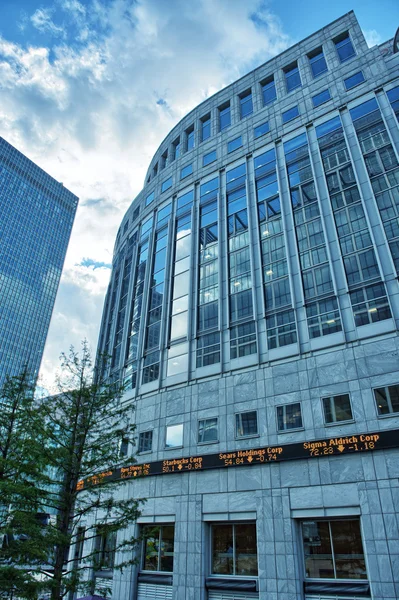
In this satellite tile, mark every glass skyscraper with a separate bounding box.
[0,136,78,386]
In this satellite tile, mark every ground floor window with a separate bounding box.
[95,525,116,571]
[142,525,175,572]
[302,519,367,580]
[211,523,258,576]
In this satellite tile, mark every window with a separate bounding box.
[161,150,168,169]
[334,32,356,63]
[119,436,129,456]
[203,150,217,166]
[374,384,399,415]
[201,114,211,141]
[349,282,391,326]
[230,321,257,359]
[145,191,155,206]
[95,526,116,571]
[322,394,353,423]
[165,423,183,448]
[308,48,328,77]
[239,90,253,118]
[312,89,331,107]
[261,77,277,105]
[161,177,172,193]
[138,430,153,453]
[211,523,258,576]
[302,519,367,580]
[142,525,175,572]
[73,527,85,564]
[282,105,300,123]
[284,63,301,92]
[173,137,180,160]
[344,71,365,90]
[196,332,220,367]
[186,125,195,151]
[219,102,231,131]
[198,417,218,443]
[254,121,269,138]
[277,402,302,431]
[235,411,258,437]
[180,163,193,179]
[227,136,243,153]
[387,85,399,122]
[266,310,297,349]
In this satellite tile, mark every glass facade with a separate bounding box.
[0,137,78,386]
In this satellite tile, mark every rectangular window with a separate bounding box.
[387,85,399,122]
[344,71,365,90]
[138,430,153,453]
[312,89,331,107]
[277,402,302,431]
[227,136,243,153]
[374,384,399,415]
[165,423,183,448]
[230,321,257,359]
[145,191,155,206]
[302,519,367,580]
[119,436,129,456]
[198,417,218,443]
[219,102,231,131]
[95,526,116,571]
[186,125,195,151]
[212,523,258,576]
[173,137,180,160]
[201,114,211,141]
[161,177,172,193]
[266,309,297,349]
[161,150,168,170]
[284,63,301,92]
[349,282,391,326]
[254,121,270,138]
[239,90,253,118]
[334,32,356,63]
[196,332,220,367]
[235,410,258,437]
[322,394,353,423]
[261,77,277,105]
[308,48,328,78]
[142,525,175,572]
[203,150,217,166]
[180,163,193,179]
[282,105,300,123]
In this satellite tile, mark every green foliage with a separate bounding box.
[0,342,143,600]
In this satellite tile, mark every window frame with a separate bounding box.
[373,383,399,416]
[235,410,258,439]
[141,524,175,573]
[261,76,277,105]
[284,62,302,93]
[334,32,356,63]
[210,522,258,577]
[138,430,153,453]
[198,417,218,444]
[322,393,354,424]
[312,89,331,108]
[344,71,365,91]
[282,105,300,124]
[227,136,243,153]
[219,102,231,131]
[276,402,303,432]
[200,114,211,142]
[239,89,253,119]
[254,121,270,138]
[165,423,184,449]
[308,47,328,78]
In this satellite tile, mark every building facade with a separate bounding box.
[92,12,399,600]
[0,137,78,386]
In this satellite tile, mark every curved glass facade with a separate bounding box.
[91,12,399,600]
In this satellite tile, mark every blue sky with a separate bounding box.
[0,0,397,388]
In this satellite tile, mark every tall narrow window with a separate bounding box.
[239,90,253,118]
[261,77,277,105]
[201,114,211,141]
[387,85,399,122]
[334,32,356,63]
[186,125,195,151]
[284,62,301,92]
[219,102,231,131]
[374,384,399,415]
[173,137,180,160]
[308,48,328,78]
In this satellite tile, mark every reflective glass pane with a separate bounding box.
[235,524,258,576]
[302,521,334,578]
[330,520,367,579]
[165,424,183,448]
[212,525,234,574]
[170,311,188,339]
[160,526,175,572]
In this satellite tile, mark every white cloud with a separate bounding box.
[0,0,291,390]
[30,7,66,38]
[363,29,382,47]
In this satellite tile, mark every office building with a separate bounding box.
[90,12,399,600]
[0,137,78,386]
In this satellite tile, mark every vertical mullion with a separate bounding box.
[158,528,162,572]
[232,524,236,576]
[328,521,337,578]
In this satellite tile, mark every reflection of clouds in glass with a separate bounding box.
[167,343,188,376]
[166,424,183,447]
[170,312,188,339]
[176,227,192,241]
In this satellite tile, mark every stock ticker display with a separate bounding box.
[77,428,399,491]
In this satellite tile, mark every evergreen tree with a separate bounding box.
[0,342,143,599]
